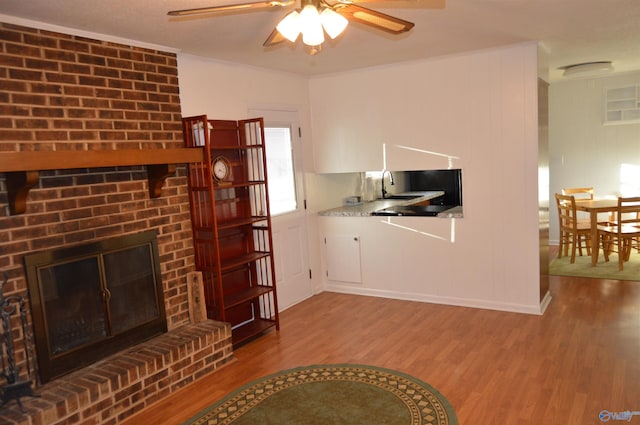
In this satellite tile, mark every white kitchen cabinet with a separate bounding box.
[319,215,459,295]
[324,234,362,283]
[313,130,384,173]
[310,77,385,173]
[309,61,471,173]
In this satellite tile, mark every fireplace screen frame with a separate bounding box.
[24,230,167,383]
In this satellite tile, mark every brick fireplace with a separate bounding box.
[0,22,234,424]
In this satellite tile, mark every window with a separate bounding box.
[620,163,640,196]
[264,126,297,215]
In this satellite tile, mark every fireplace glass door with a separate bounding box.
[103,245,160,334]
[25,230,167,383]
[39,256,107,356]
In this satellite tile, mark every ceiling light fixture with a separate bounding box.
[562,61,614,78]
[276,0,348,53]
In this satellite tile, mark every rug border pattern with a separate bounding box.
[185,364,457,425]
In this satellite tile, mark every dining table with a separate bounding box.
[574,198,619,266]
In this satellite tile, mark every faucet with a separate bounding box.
[381,169,394,198]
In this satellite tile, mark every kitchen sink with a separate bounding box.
[379,195,420,200]
[372,205,454,216]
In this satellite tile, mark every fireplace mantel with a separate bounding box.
[0,148,204,215]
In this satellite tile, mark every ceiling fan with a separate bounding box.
[168,0,444,55]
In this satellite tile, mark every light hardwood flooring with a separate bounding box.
[121,272,640,425]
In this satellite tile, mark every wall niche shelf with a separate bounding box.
[0,148,204,215]
[605,85,640,125]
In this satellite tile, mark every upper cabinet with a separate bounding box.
[310,78,385,173]
[308,63,473,173]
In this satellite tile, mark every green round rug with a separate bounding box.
[183,364,458,425]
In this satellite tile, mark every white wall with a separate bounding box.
[177,43,544,315]
[177,55,310,137]
[176,54,329,304]
[310,43,544,314]
[549,71,640,242]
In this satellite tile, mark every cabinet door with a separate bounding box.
[313,125,384,173]
[325,234,362,283]
[310,80,384,173]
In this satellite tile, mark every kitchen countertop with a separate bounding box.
[319,191,463,218]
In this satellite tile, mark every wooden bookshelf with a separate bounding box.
[182,115,279,345]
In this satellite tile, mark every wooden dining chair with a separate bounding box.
[562,187,600,222]
[555,193,592,263]
[562,187,594,200]
[597,196,640,271]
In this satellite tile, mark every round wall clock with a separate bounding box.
[212,156,231,183]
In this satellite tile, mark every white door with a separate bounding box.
[249,108,312,310]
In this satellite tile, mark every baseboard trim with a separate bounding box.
[539,289,553,314]
[323,284,545,315]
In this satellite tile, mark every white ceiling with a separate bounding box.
[2,0,640,81]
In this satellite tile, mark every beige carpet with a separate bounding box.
[549,248,640,281]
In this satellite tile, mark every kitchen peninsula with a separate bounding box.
[318,189,465,305]
[319,191,464,218]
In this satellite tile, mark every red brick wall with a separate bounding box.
[0,22,182,150]
[0,22,196,385]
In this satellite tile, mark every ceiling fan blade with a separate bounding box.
[168,0,293,16]
[337,0,444,8]
[333,3,414,34]
[263,28,287,47]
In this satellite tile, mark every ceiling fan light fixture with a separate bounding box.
[306,44,323,56]
[320,8,348,39]
[562,61,614,78]
[299,4,325,46]
[170,0,424,52]
[276,10,301,42]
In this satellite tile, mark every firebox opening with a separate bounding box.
[24,230,167,384]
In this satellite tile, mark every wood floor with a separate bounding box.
[121,273,640,425]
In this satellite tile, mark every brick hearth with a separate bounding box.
[1,321,233,425]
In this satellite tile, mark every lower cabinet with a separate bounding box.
[324,234,362,283]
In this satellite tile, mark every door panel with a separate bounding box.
[249,107,312,310]
[272,215,311,308]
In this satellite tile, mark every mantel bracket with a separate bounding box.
[147,164,177,198]
[6,171,40,215]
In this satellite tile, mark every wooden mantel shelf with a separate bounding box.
[0,148,204,215]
